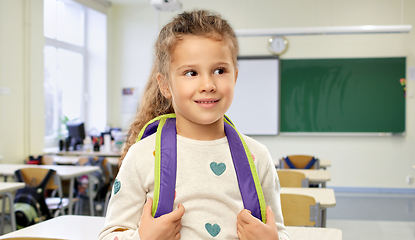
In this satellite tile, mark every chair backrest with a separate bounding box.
[77,157,114,201]
[280,155,320,169]
[41,155,55,165]
[277,170,309,187]
[16,168,59,191]
[280,193,321,227]
[78,157,113,185]
[14,168,59,222]
[78,157,89,166]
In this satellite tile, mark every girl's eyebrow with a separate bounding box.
[177,64,197,70]
[216,62,232,67]
[176,62,232,71]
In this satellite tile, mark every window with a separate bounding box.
[44,0,107,147]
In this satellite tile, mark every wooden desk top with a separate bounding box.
[0,182,25,194]
[0,164,100,179]
[0,215,342,240]
[280,187,336,208]
[277,169,331,183]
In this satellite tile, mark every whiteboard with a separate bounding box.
[226,56,279,135]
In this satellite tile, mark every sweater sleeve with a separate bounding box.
[246,137,291,240]
[98,141,153,240]
[258,150,290,240]
[261,152,291,240]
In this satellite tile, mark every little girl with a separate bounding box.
[99,10,290,240]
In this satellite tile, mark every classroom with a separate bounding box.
[0,0,414,239]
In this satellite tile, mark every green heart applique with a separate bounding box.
[113,179,121,195]
[210,162,226,176]
[205,223,221,237]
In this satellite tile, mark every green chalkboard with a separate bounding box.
[280,58,406,133]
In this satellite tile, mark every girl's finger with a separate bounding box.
[168,203,185,221]
[142,198,153,219]
[266,206,276,227]
[238,209,253,224]
[237,229,244,240]
[236,222,244,232]
[174,222,182,232]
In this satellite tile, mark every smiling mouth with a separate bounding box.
[195,100,219,104]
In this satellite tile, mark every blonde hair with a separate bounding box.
[119,10,239,165]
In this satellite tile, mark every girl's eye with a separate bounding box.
[214,68,225,75]
[184,71,197,77]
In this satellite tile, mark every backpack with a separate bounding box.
[13,169,55,228]
[76,156,109,201]
[136,114,267,222]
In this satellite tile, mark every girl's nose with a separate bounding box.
[199,75,217,93]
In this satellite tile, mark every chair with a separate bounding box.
[76,157,113,216]
[280,193,321,227]
[0,192,16,234]
[279,155,320,169]
[40,155,56,165]
[277,170,309,187]
[14,168,75,218]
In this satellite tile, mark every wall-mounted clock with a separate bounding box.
[268,36,288,55]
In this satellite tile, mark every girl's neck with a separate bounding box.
[175,117,226,141]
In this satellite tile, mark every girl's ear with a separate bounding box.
[234,68,239,83]
[157,73,172,98]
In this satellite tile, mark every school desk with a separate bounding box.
[277,169,331,187]
[287,226,342,240]
[44,156,81,165]
[0,215,342,240]
[280,187,336,227]
[0,182,25,233]
[51,150,121,158]
[50,155,119,167]
[0,164,99,216]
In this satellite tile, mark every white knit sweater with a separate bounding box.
[99,133,290,240]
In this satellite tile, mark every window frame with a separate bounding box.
[44,0,106,148]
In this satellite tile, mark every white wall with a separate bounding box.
[109,0,415,190]
[0,0,44,163]
[107,4,159,129]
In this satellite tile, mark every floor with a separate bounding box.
[1,191,415,239]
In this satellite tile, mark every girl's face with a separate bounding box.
[159,35,238,139]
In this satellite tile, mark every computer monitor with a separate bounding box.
[66,122,86,150]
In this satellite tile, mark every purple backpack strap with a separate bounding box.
[153,118,177,218]
[224,121,266,222]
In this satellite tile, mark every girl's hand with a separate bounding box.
[237,206,279,240]
[138,198,185,240]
